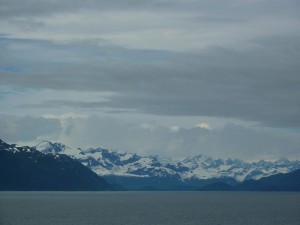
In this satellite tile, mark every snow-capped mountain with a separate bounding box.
[35,141,82,157]
[0,139,35,154]
[35,141,300,182]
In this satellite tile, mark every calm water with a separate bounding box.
[0,192,299,225]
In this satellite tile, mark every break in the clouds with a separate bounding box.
[1,0,300,160]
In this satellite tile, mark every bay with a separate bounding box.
[0,192,299,225]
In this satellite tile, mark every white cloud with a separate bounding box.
[169,125,180,133]
[140,123,154,131]
[194,123,211,129]
[43,112,88,120]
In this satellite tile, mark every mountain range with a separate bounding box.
[35,140,300,190]
[1,138,300,191]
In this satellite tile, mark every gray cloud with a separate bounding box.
[60,117,300,160]
[4,114,296,160]
[0,114,61,143]
[1,0,300,160]
[0,0,207,19]
[1,0,299,46]
[0,114,299,160]
[1,0,300,17]
[2,35,299,127]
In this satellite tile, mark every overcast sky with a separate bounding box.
[1,0,300,160]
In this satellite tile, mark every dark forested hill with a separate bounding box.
[0,139,112,191]
[235,169,300,191]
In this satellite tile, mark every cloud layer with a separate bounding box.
[1,114,299,160]
[1,0,300,159]
[1,36,300,127]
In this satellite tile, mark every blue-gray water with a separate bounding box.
[1,192,300,225]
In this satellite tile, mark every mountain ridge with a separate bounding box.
[35,140,300,183]
[198,169,300,191]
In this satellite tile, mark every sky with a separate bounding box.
[1,0,300,161]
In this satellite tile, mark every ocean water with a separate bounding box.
[0,192,299,225]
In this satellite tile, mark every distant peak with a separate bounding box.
[35,140,70,154]
[276,157,290,164]
[36,140,68,148]
[257,159,267,164]
[277,157,289,161]
[185,154,214,162]
[37,140,56,145]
